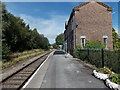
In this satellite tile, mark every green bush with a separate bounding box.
[85,40,105,49]
[73,45,82,58]
[2,43,11,61]
[76,48,120,73]
[109,74,120,85]
[104,50,120,73]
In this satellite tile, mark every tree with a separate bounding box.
[112,28,120,50]
[42,37,49,49]
[52,43,58,49]
[1,3,11,60]
[55,33,64,45]
[2,43,10,60]
[1,3,50,60]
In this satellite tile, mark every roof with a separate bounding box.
[74,1,113,11]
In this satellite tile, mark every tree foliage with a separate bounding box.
[112,28,120,50]
[85,40,105,49]
[73,45,82,58]
[2,43,10,60]
[51,43,58,49]
[55,33,64,45]
[1,3,49,60]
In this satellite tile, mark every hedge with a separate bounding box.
[74,49,120,73]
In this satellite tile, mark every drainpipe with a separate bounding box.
[74,11,76,49]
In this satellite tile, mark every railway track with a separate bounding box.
[1,51,52,90]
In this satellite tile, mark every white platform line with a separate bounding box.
[21,51,54,89]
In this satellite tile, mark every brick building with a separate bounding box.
[64,1,113,55]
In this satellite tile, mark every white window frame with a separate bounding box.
[103,36,108,49]
[80,36,86,48]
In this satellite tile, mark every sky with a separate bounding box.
[5,2,119,44]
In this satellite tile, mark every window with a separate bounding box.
[103,36,108,49]
[104,38,107,45]
[80,36,86,48]
[81,38,85,48]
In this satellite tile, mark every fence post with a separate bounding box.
[101,48,104,67]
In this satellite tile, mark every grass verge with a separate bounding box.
[2,49,46,69]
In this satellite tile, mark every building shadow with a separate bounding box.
[53,50,65,55]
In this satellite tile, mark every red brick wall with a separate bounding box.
[74,2,113,49]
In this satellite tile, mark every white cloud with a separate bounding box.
[112,12,116,15]
[19,14,68,44]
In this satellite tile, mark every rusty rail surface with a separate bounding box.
[0,51,52,90]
